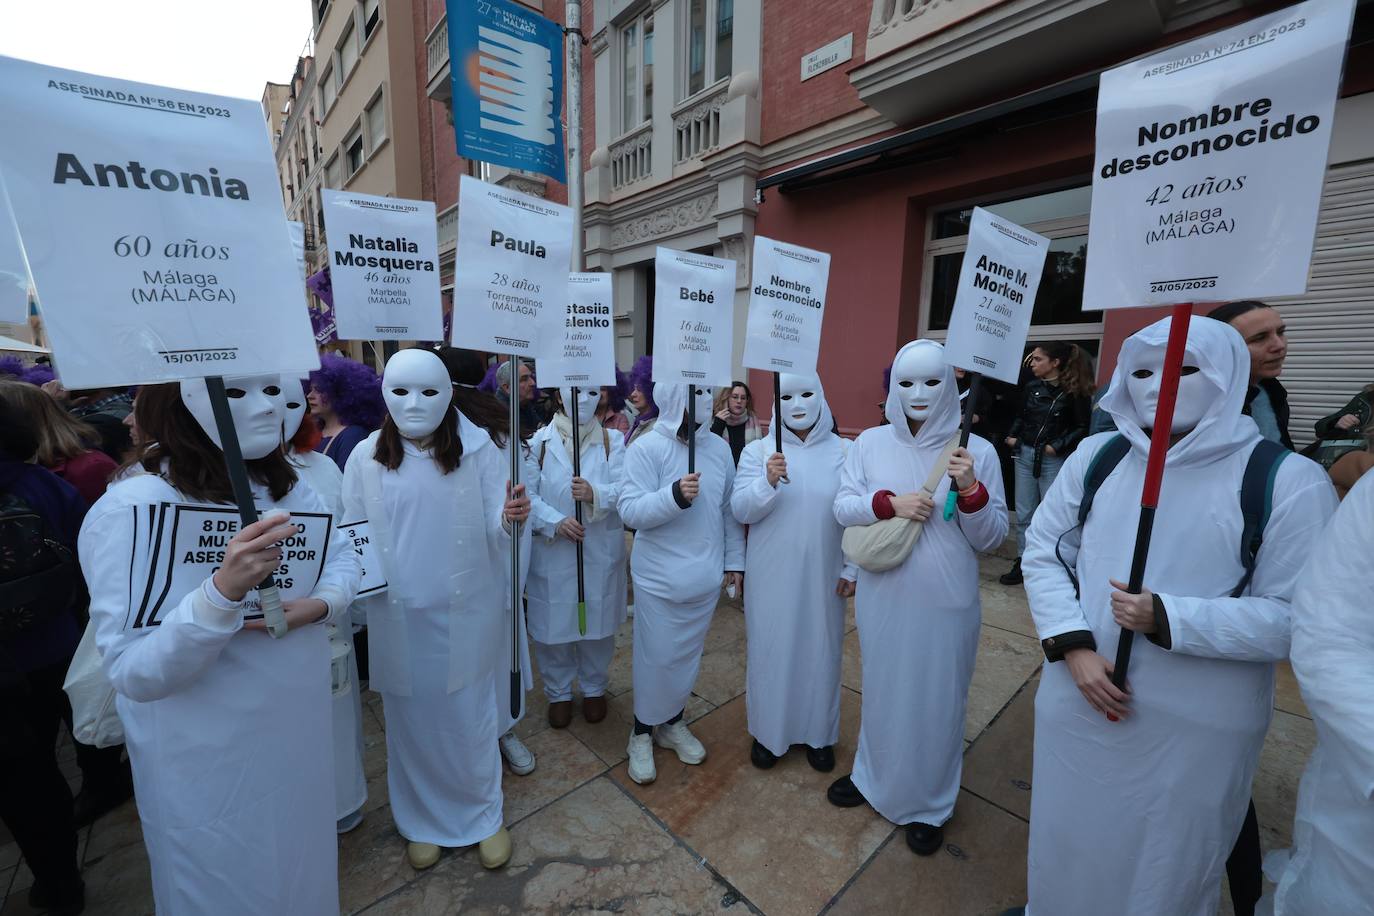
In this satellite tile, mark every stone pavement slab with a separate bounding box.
[961,675,1038,822]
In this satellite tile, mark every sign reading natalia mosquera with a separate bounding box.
[451,175,573,357]
[0,57,319,387]
[535,272,616,389]
[742,236,831,375]
[1083,0,1355,309]
[652,247,737,387]
[942,208,1050,385]
[321,190,443,341]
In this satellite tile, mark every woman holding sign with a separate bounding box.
[619,382,745,785]
[526,387,628,728]
[78,379,361,915]
[341,349,530,872]
[732,373,855,771]
[831,340,1007,856]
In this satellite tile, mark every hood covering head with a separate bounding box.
[884,340,961,450]
[653,381,716,443]
[774,372,835,449]
[1099,315,1259,466]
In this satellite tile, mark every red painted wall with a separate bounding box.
[760,0,870,146]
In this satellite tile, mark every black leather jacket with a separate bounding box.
[1007,379,1092,459]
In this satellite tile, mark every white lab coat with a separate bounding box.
[1267,471,1374,915]
[291,449,367,821]
[80,471,360,915]
[341,415,510,846]
[732,386,856,756]
[834,340,1008,826]
[619,383,745,725]
[527,416,627,644]
[1023,317,1338,916]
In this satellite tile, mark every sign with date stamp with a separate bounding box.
[1083,0,1355,310]
[322,190,443,341]
[0,56,319,386]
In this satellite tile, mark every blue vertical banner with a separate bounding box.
[447,0,566,183]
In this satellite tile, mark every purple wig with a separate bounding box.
[308,353,385,430]
[882,364,892,394]
[628,355,656,418]
[22,365,55,387]
[478,363,501,395]
[0,355,23,379]
[604,367,629,413]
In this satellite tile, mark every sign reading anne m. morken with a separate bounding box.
[0,57,319,387]
[322,190,443,341]
[1083,0,1355,310]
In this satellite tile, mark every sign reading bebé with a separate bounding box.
[652,247,736,387]
[0,57,320,387]
[535,272,615,389]
[1083,0,1355,310]
[742,237,830,375]
[451,175,572,357]
[942,208,1050,385]
[322,191,443,341]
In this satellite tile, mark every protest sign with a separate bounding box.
[0,171,31,324]
[1083,0,1355,309]
[446,0,566,182]
[451,175,572,357]
[288,220,307,283]
[129,504,332,629]
[321,190,443,341]
[942,208,1050,384]
[338,519,387,597]
[651,247,737,387]
[0,57,320,387]
[535,272,615,389]
[742,237,831,375]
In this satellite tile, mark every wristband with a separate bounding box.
[957,480,981,498]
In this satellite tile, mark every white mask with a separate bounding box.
[891,345,947,422]
[180,374,286,460]
[280,377,308,441]
[689,385,714,425]
[778,373,821,433]
[1125,359,1210,433]
[559,386,602,425]
[382,349,452,441]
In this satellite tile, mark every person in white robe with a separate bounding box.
[280,377,367,833]
[527,386,627,728]
[79,377,360,915]
[1020,316,1337,916]
[1262,471,1374,914]
[341,349,530,872]
[831,340,1008,856]
[732,373,856,772]
[618,382,745,785]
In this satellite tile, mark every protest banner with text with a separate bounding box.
[535,272,616,389]
[742,237,831,375]
[651,247,737,387]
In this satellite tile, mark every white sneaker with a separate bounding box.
[654,720,706,765]
[626,732,656,785]
[499,732,536,776]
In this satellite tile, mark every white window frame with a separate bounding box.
[319,64,337,114]
[324,152,341,190]
[615,10,653,137]
[360,0,382,42]
[364,89,387,154]
[681,0,732,100]
[336,20,359,85]
[920,181,1103,345]
[343,125,365,179]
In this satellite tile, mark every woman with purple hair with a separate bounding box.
[598,368,631,435]
[625,356,658,447]
[308,354,384,472]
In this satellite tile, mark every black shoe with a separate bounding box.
[73,774,134,829]
[905,822,944,856]
[826,773,867,808]
[999,559,1023,586]
[29,877,85,915]
[806,745,835,773]
[750,739,778,770]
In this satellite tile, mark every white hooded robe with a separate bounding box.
[341,414,511,846]
[732,382,856,756]
[833,340,1008,826]
[1023,317,1338,916]
[79,472,360,915]
[1268,471,1374,915]
[619,382,745,725]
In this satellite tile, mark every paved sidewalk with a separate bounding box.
[1,551,1314,915]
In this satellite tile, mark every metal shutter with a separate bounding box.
[1269,158,1374,448]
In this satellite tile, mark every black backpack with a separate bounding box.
[1056,435,1290,599]
[0,492,81,637]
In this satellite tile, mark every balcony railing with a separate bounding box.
[427,16,449,86]
[609,123,652,190]
[672,82,728,165]
[866,0,1007,61]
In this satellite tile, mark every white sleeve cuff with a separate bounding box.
[195,579,246,633]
